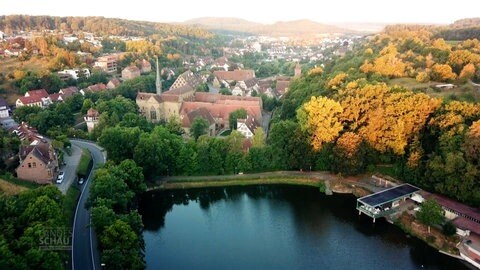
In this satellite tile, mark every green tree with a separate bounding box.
[98,127,142,163]
[13,106,42,123]
[190,117,209,140]
[177,141,199,176]
[417,199,444,233]
[116,159,146,196]
[228,109,247,130]
[100,220,145,270]
[166,116,185,136]
[252,127,266,148]
[81,99,95,114]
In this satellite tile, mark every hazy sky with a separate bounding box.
[2,0,479,24]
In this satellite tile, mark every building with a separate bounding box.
[15,89,52,108]
[122,66,141,80]
[57,68,90,80]
[84,108,100,133]
[85,83,107,93]
[59,86,79,99]
[94,55,118,74]
[170,70,202,90]
[16,141,58,184]
[276,79,291,97]
[181,107,216,136]
[0,97,9,118]
[294,62,302,78]
[213,70,256,84]
[107,78,121,89]
[13,122,59,184]
[141,59,152,73]
[237,115,260,139]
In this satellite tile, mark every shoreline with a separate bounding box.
[147,174,468,265]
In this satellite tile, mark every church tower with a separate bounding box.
[294,62,302,78]
[156,56,162,95]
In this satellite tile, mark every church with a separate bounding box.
[136,58,263,135]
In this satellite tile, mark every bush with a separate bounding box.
[443,221,457,236]
[426,235,436,243]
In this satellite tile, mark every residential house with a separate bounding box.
[84,83,107,94]
[13,122,59,184]
[275,79,291,98]
[141,59,152,73]
[0,97,9,118]
[181,107,216,137]
[122,66,141,80]
[107,78,121,89]
[59,86,79,99]
[57,68,90,80]
[94,55,118,74]
[16,141,58,184]
[84,108,100,133]
[237,115,260,139]
[16,89,52,108]
[210,56,232,71]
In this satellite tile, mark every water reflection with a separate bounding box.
[140,185,469,270]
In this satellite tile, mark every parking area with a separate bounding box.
[56,144,82,194]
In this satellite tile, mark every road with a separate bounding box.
[56,144,82,194]
[71,139,106,270]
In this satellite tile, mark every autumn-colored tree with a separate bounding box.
[297,96,343,151]
[448,49,480,73]
[459,63,476,80]
[430,64,457,82]
[332,132,365,174]
[360,43,407,78]
[464,120,480,163]
[416,71,430,83]
[327,72,348,90]
[431,38,452,51]
[308,67,324,76]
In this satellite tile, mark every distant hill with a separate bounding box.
[436,17,480,40]
[0,15,214,39]
[183,17,358,36]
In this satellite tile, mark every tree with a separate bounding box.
[190,117,209,140]
[332,132,366,175]
[13,106,42,123]
[100,220,145,270]
[116,159,146,196]
[252,127,266,148]
[228,109,247,130]
[297,96,343,151]
[443,221,456,236]
[81,99,95,114]
[98,127,142,163]
[166,116,185,136]
[417,199,444,233]
[430,64,456,82]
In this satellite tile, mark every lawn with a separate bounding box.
[0,172,41,189]
[77,148,92,178]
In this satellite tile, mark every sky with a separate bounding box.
[2,0,479,24]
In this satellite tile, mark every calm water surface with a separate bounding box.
[140,185,470,270]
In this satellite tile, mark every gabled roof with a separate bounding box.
[123,66,140,73]
[87,83,107,92]
[18,95,43,105]
[182,107,215,127]
[163,85,194,96]
[136,92,163,103]
[107,78,121,88]
[238,115,260,134]
[213,70,255,81]
[49,93,63,102]
[171,70,202,90]
[276,80,291,95]
[26,89,48,98]
[19,142,53,165]
[59,86,79,97]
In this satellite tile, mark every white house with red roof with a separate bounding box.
[16,89,52,108]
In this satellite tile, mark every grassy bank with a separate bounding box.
[150,176,326,191]
[63,186,81,225]
[0,178,28,195]
[77,148,92,178]
[0,172,41,189]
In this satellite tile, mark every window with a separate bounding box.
[28,163,32,168]
[32,162,36,168]
[150,110,157,120]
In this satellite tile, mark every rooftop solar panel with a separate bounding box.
[359,184,420,207]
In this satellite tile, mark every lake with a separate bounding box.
[140,185,470,270]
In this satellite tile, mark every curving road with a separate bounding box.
[71,139,106,270]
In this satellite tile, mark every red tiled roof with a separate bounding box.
[136,92,163,103]
[27,89,48,98]
[18,95,43,105]
[87,83,107,92]
[453,217,480,235]
[182,107,215,127]
[60,86,79,97]
[163,85,194,96]
[424,193,480,222]
[49,93,62,102]
[87,108,99,117]
[276,80,290,95]
[19,142,53,165]
[180,101,262,125]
